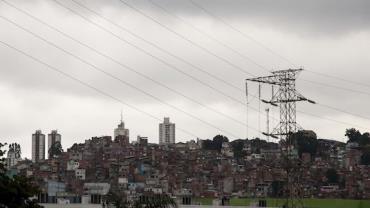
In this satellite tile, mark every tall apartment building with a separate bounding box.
[159,117,175,145]
[48,130,61,158]
[114,113,129,140]
[32,130,45,163]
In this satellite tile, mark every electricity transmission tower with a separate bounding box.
[246,68,315,208]
[246,68,315,140]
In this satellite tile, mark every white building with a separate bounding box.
[159,117,175,144]
[32,130,45,163]
[48,130,61,158]
[75,169,86,180]
[6,144,21,168]
[114,114,129,139]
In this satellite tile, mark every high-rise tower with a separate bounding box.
[114,112,129,141]
[159,117,175,145]
[48,130,61,158]
[32,130,45,163]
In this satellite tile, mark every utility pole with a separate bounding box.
[246,68,315,208]
[265,108,270,142]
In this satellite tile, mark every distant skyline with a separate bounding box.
[1,0,370,159]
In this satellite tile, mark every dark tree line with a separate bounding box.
[201,135,229,152]
[0,143,42,208]
[345,128,370,165]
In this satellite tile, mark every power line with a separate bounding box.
[58,0,370,128]
[1,0,366,138]
[316,103,370,121]
[69,0,244,92]
[301,78,370,97]
[117,0,256,76]
[0,39,200,139]
[146,0,370,101]
[186,0,296,67]
[77,0,370,127]
[297,110,367,130]
[146,0,271,72]
[50,0,254,108]
[98,0,370,129]
[304,69,370,89]
[146,0,370,126]
[0,15,244,138]
[186,0,370,91]
[51,0,282,125]
[1,0,256,134]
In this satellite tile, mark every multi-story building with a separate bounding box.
[114,114,129,141]
[159,117,175,145]
[48,130,61,158]
[6,144,21,168]
[32,130,45,163]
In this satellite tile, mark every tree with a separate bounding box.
[135,194,177,208]
[231,139,245,158]
[8,143,21,158]
[326,168,339,184]
[0,143,42,208]
[288,130,318,158]
[361,148,370,166]
[104,190,130,208]
[345,128,362,143]
[345,128,370,147]
[212,135,229,152]
[48,141,63,159]
[201,135,229,152]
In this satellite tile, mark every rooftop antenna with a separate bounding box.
[120,110,123,123]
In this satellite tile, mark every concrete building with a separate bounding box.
[32,130,45,163]
[6,144,21,168]
[159,117,175,144]
[48,130,61,158]
[114,113,129,140]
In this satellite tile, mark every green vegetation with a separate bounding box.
[202,135,229,152]
[48,141,63,159]
[345,128,370,165]
[193,197,213,205]
[0,143,42,208]
[194,197,370,208]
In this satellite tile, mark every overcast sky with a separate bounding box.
[1,0,370,159]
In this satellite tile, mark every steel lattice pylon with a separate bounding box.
[246,68,315,208]
[246,68,315,140]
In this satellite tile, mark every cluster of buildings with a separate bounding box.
[28,116,175,164]
[4,117,370,205]
[32,130,62,163]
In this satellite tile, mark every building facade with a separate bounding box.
[32,130,45,163]
[48,130,61,158]
[159,117,175,144]
[114,115,129,140]
[6,147,21,168]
